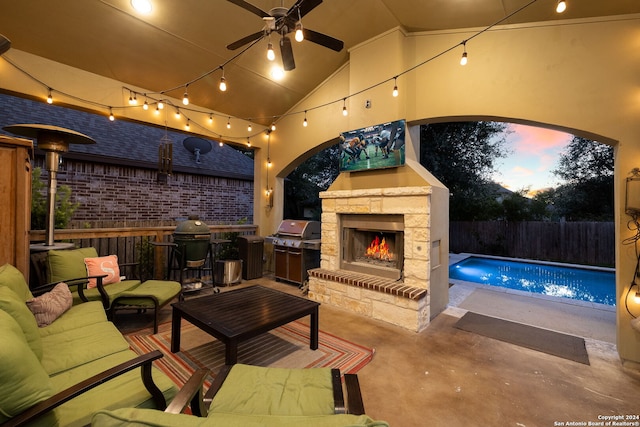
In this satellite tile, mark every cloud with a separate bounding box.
[508,124,572,155]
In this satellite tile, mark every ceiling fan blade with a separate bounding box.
[226,0,270,18]
[303,29,344,52]
[226,31,264,50]
[280,36,296,71]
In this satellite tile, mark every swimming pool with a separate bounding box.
[449,256,616,306]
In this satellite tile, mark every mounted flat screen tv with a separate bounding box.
[339,119,406,172]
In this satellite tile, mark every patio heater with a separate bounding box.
[3,124,95,248]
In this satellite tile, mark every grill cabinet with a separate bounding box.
[265,220,321,285]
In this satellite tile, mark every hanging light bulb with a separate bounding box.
[392,77,399,97]
[143,99,149,110]
[158,100,164,110]
[248,122,252,132]
[635,290,640,304]
[247,138,251,147]
[219,141,224,147]
[219,68,227,91]
[132,93,138,105]
[175,108,181,119]
[459,41,468,65]
[185,119,190,130]
[556,0,567,13]
[131,0,152,15]
[109,108,115,121]
[271,122,276,131]
[295,22,304,42]
[267,42,275,61]
[46,88,53,104]
[226,117,231,129]
[267,158,272,168]
[155,105,160,115]
[295,8,304,42]
[182,86,189,105]
[128,91,135,105]
[209,114,214,124]
[303,110,308,127]
[342,98,348,116]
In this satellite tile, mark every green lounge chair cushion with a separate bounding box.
[0,286,43,360]
[0,263,34,301]
[47,247,99,284]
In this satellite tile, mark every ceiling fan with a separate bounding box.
[226,0,344,71]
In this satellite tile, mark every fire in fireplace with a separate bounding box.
[340,214,404,280]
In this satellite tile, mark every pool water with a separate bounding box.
[449,256,616,306]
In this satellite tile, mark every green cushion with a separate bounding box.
[39,301,108,337]
[113,280,182,307]
[0,286,43,360]
[0,263,33,301]
[52,350,177,427]
[0,309,54,424]
[47,247,98,283]
[210,364,335,416]
[91,409,388,427]
[40,321,130,376]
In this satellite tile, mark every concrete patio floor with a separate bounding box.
[115,271,640,427]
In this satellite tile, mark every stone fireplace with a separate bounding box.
[308,163,449,332]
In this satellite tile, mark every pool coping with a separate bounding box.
[448,253,616,313]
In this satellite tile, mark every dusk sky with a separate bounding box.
[491,123,573,196]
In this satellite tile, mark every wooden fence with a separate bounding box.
[450,221,615,267]
[29,224,258,286]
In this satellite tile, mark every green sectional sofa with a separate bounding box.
[0,263,178,427]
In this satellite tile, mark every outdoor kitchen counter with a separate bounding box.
[170,285,320,364]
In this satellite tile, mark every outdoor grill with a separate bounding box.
[265,220,321,285]
[173,215,211,269]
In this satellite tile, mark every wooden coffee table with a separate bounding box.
[171,285,320,364]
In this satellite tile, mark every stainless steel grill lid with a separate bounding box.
[275,220,320,239]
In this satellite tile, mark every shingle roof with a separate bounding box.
[0,92,254,180]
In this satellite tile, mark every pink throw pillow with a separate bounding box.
[84,255,120,288]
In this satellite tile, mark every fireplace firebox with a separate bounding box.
[340,214,404,280]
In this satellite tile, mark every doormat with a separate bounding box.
[125,320,375,389]
[455,312,589,365]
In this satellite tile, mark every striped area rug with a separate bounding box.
[125,320,375,389]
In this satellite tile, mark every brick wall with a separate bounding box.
[34,157,253,226]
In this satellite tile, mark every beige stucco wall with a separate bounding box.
[2,15,639,365]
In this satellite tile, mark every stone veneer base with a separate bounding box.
[308,268,430,332]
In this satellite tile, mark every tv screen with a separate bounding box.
[339,119,406,172]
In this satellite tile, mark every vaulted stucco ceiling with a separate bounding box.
[0,0,638,125]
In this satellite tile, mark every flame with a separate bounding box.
[365,236,393,261]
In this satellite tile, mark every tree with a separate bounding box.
[420,122,510,220]
[551,137,614,221]
[284,145,341,220]
[31,167,79,230]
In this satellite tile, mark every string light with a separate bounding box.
[128,91,136,105]
[342,98,348,116]
[556,0,567,13]
[209,114,213,124]
[247,137,251,147]
[392,77,399,97]
[109,107,115,121]
[219,141,223,147]
[182,85,189,105]
[460,41,468,65]
[155,105,160,114]
[157,100,164,110]
[185,118,190,130]
[635,290,640,304]
[174,108,180,119]
[303,110,308,127]
[248,122,252,132]
[143,99,149,110]
[219,68,227,92]
[271,122,276,131]
[46,88,53,104]
[226,117,231,129]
